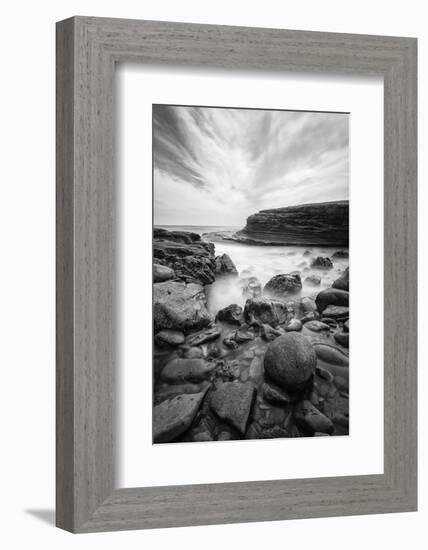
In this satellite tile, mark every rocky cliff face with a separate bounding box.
[237,200,349,246]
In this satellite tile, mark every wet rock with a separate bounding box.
[244,297,288,327]
[285,318,303,332]
[334,375,349,392]
[334,331,349,348]
[294,400,334,435]
[259,426,290,439]
[332,267,349,292]
[234,325,255,343]
[154,263,175,283]
[304,275,321,286]
[264,333,317,391]
[313,343,349,366]
[320,317,339,330]
[210,382,257,435]
[315,365,334,382]
[300,296,317,313]
[240,276,262,299]
[191,430,214,442]
[304,320,331,332]
[153,387,209,443]
[155,329,185,347]
[313,432,331,437]
[183,347,204,359]
[160,358,217,384]
[154,382,204,405]
[332,250,349,259]
[218,431,234,441]
[315,288,349,313]
[245,423,261,439]
[261,323,282,341]
[215,253,238,276]
[262,382,291,405]
[264,272,302,297]
[186,327,220,347]
[322,305,349,320]
[311,256,333,270]
[223,337,239,350]
[216,304,243,325]
[300,311,320,324]
[154,281,212,333]
[344,320,350,333]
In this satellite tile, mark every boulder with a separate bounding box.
[334,332,349,348]
[210,382,257,435]
[322,305,349,320]
[160,358,216,384]
[264,273,302,297]
[264,333,317,390]
[154,329,185,347]
[332,267,349,291]
[216,304,243,325]
[153,263,175,283]
[186,327,220,347]
[262,382,291,405]
[261,323,283,341]
[215,253,238,276]
[153,281,212,333]
[315,288,349,313]
[311,256,333,270]
[300,296,317,313]
[294,400,334,435]
[285,318,303,332]
[153,387,209,443]
[244,297,288,327]
[234,325,255,343]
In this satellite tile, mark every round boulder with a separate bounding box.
[264,272,302,297]
[264,333,317,391]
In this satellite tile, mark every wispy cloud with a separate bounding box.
[153,105,349,226]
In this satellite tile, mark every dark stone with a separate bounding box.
[210,382,257,435]
[215,253,238,276]
[234,325,255,343]
[261,323,283,341]
[294,400,334,435]
[315,288,349,313]
[186,327,220,347]
[244,297,288,327]
[334,331,349,348]
[154,382,204,404]
[153,387,209,443]
[332,267,349,291]
[223,338,239,350]
[332,250,349,259]
[312,343,349,367]
[262,382,291,405]
[264,272,302,297]
[234,201,349,246]
[311,256,333,270]
[264,333,317,390]
[154,281,212,333]
[153,263,175,283]
[160,358,217,384]
[154,329,185,347]
[300,311,320,324]
[216,304,243,325]
[322,305,349,320]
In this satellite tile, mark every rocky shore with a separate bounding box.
[153,227,349,444]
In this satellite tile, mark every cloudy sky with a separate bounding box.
[153,105,349,227]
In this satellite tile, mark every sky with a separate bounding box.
[153,104,349,227]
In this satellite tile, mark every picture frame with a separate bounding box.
[56,16,417,533]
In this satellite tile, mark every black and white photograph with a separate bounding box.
[152,104,350,444]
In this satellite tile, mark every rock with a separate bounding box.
[153,228,216,285]
[244,297,288,327]
[240,276,262,299]
[210,382,257,435]
[334,375,349,392]
[264,333,317,390]
[183,347,204,359]
[154,281,212,333]
[234,325,255,343]
[315,288,349,313]
[332,250,349,259]
[332,267,349,291]
[154,382,204,404]
[154,329,185,347]
[249,356,263,383]
[216,304,243,325]
[160,358,217,384]
[300,311,320,324]
[223,337,238,350]
[312,343,349,366]
[313,432,331,437]
[191,430,214,442]
[262,382,291,405]
[264,273,302,297]
[234,201,349,246]
[259,426,290,439]
[304,320,331,332]
[261,323,283,341]
[285,318,302,332]
[294,400,334,435]
[304,275,321,286]
[311,256,333,270]
[315,365,334,382]
[215,253,238,276]
[322,305,349,320]
[343,320,350,332]
[218,431,234,441]
[186,327,220,347]
[153,263,175,283]
[153,388,209,443]
[300,296,317,313]
[334,331,349,348]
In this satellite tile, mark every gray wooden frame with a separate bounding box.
[56,16,417,533]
